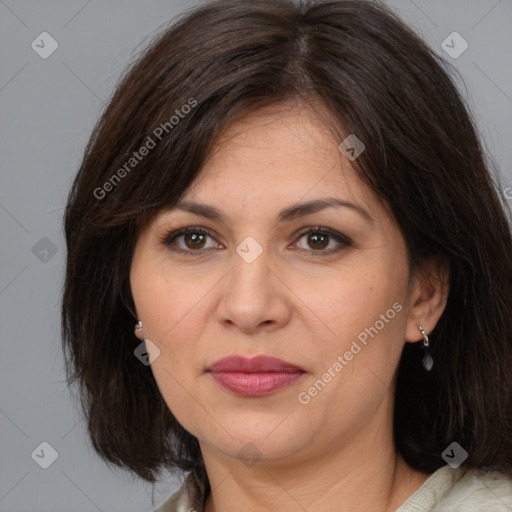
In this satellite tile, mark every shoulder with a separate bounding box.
[152,480,196,512]
[397,465,512,511]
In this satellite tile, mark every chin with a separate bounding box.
[198,420,313,464]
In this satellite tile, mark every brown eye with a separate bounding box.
[294,227,352,255]
[183,232,207,250]
[307,232,329,250]
[161,227,221,254]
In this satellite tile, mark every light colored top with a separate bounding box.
[152,465,512,512]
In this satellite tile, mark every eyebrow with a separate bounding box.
[172,197,373,223]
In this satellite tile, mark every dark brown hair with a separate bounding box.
[61,0,512,508]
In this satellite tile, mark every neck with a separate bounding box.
[200,401,431,512]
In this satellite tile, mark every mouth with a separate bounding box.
[206,355,305,397]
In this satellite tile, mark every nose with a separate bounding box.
[215,245,291,335]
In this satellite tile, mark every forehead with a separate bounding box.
[186,103,374,207]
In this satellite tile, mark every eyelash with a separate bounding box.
[160,226,352,256]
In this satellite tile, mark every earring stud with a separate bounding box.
[135,321,143,334]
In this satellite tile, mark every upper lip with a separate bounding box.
[207,355,304,373]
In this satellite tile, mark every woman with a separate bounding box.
[61,0,512,510]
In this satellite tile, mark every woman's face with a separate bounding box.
[130,103,424,466]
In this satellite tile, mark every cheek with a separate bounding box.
[131,267,207,428]
[131,250,212,343]
[302,259,406,342]
[296,291,406,434]
[130,255,215,394]
[297,256,409,395]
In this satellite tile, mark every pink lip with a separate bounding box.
[207,355,305,397]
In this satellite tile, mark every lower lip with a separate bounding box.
[208,371,304,397]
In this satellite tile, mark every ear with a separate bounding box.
[405,256,450,342]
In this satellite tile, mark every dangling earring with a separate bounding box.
[134,321,143,336]
[419,325,433,371]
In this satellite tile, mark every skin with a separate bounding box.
[130,101,450,512]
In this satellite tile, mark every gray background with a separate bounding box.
[1,0,511,511]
